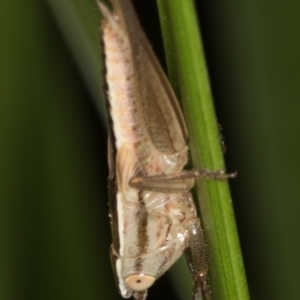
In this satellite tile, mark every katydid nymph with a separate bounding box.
[98,1,235,299]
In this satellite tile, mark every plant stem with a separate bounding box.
[156,1,250,299]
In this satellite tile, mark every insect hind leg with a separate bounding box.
[129,169,237,193]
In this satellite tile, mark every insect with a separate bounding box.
[98,1,235,299]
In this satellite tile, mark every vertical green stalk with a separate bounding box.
[156,1,250,299]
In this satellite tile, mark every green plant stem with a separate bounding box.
[156,1,250,299]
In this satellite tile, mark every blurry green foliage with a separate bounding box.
[0,1,116,299]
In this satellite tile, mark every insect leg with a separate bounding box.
[185,217,210,300]
[133,291,147,300]
[129,169,236,193]
[129,174,195,193]
[190,168,237,180]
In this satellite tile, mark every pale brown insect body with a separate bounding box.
[98,1,220,299]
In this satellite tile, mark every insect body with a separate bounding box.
[98,1,229,299]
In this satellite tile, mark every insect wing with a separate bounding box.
[108,0,188,156]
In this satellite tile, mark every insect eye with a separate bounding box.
[125,274,156,291]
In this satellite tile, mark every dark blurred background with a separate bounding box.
[1,0,300,299]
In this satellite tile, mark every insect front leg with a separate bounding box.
[177,192,210,300]
[133,291,147,300]
[184,217,210,300]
